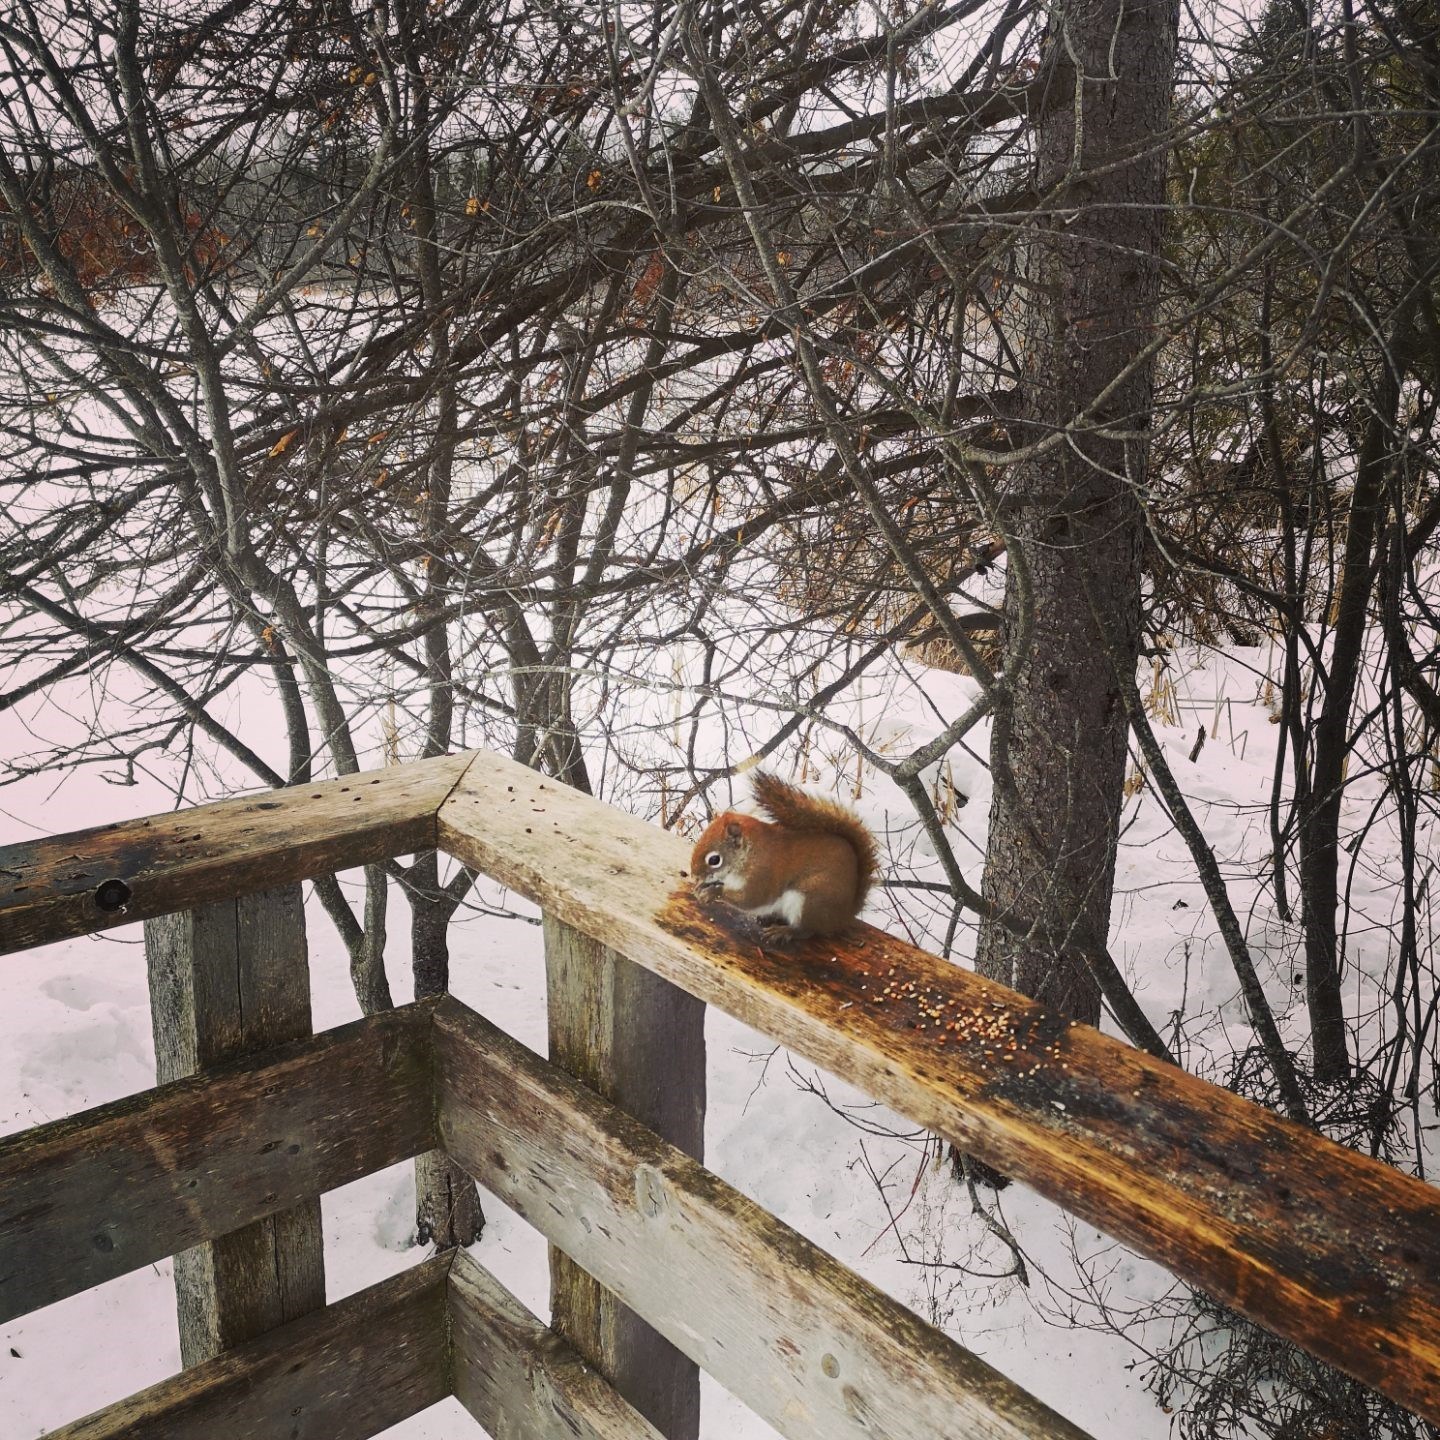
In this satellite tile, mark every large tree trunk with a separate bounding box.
[978,0,1180,1022]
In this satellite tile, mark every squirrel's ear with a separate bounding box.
[725,821,742,839]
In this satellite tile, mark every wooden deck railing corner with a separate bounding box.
[0,748,1437,1440]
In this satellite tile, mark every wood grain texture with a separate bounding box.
[146,887,325,1365]
[0,752,474,955]
[545,914,704,1440]
[0,1004,434,1325]
[44,1252,451,1440]
[147,887,316,1077]
[437,750,1440,1425]
[449,1248,666,1440]
[436,996,1093,1440]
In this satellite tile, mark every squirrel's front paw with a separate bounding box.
[756,919,806,949]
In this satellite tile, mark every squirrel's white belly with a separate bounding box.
[742,888,807,928]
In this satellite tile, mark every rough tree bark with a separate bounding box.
[978,0,1181,1022]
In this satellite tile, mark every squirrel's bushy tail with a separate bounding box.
[751,771,879,909]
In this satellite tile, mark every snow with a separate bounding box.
[2,640,1434,1438]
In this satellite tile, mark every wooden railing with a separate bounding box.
[1,749,1437,1439]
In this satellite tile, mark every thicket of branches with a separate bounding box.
[1,0,1437,1432]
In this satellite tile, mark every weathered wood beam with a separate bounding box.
[436,751,1440,1426]
[435,996,1093,1440]
[146,886,324,1365]
[545,914,704,1439]
[43,1252,451,1440]
[0,1004,434,1325]
[0,752,474,954]
[449,1248,666,1440]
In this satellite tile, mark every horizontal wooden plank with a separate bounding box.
[435,996,1091,1440]
[0,752,474,954]
[45,1252,451,1440]
[449,1248,665,1440]
[437,750,1440,1426]
[0,1004,435,1325]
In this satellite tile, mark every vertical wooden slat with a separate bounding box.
[144,885,326,1365]
[544,914,705,1440]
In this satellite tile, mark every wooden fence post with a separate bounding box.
[545,914,705,1440]
[144,885,326,1366]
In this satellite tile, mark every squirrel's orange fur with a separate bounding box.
[689,771,878,939]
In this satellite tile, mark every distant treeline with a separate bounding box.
[0,141,491,293]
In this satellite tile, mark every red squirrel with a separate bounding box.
[689,771,878,939]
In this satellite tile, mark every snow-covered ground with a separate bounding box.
[1,640,1433,1438]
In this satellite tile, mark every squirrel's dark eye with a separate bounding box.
[705,851,722,868]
